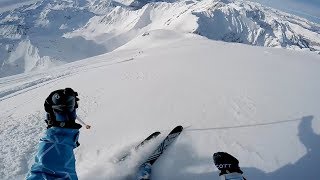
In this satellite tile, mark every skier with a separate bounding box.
[213,152,246,180]
[26,88,91,180]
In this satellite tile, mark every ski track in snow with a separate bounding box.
[229,95,257,122]
[0,55,136,102]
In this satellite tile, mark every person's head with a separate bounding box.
[51,88,78,121]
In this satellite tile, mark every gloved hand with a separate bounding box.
[213,152,243,176]
[44,88,81,129]
[44,88,79,117]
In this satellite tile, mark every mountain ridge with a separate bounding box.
[0,0,319,77]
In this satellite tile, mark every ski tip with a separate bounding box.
[171,125,183,133]
[145,131,161,140]
[152,131,161,136]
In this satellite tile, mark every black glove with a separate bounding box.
[45,88,79,114]
[213,152,243,176]
[44,88,80,129]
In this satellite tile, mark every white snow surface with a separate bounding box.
[0,0,320,77]
[0,30,320,180]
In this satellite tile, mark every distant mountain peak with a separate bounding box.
[0,0,319,77]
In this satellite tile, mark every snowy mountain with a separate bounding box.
[0,0,319,77]
[0,0,104,77]
[0,30,319,180]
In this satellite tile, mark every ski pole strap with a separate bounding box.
[220,172,245,180]
[47,119,82,129]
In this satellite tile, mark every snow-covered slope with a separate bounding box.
[0,30,319,180]
[0,0,319,77]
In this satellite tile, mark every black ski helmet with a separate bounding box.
[51,88,77,112]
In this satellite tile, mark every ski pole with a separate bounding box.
[76,116,91,129]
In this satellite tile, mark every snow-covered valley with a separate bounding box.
[0,30,320,179]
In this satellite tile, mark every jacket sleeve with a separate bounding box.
[26,127,79,180]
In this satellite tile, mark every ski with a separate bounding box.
[136,125,183,180]
[135,132,161,151]
[116,131,161,162]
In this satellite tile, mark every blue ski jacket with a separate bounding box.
[26,127,79,180]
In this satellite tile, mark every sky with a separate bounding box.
[250,0,320,23]
[0,0,319,23]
